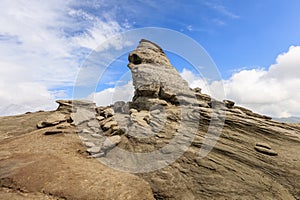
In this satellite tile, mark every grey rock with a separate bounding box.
[98,107,115,118]
[113,101,126,113]
[102,120,118,131]
[91,133,103,139]
[223,100,235,109]
[96,116,105,121]
[80,129,91,134]
[128,39,197,110]
[101,135,121,151]
[84,142,95,148]
[193,87,201,93]
[71,107,95,126]
[90,152,105,158]
[87,120,100,128]
[87,146,101,154]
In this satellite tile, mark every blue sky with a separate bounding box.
[77,0,300,78]
[0,0,300,117]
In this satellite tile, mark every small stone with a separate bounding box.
[99,117,113,127]
[143,115,151,124]
[120,127,128,134]
[161,145,176,154]
[84,142,95,148]
[90,152,105,158]
[102,136,121,151]
[96,116,105,121]
[129,109,138,115]
[99,108,114,118]
[87,146,101,154]
[111,125,120,131]
[113,101,126,113]
[81,129,91,134]
[223,100,235,109]
[193,87,202,93]
[102,121,118,131]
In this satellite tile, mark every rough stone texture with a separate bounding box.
[36,112,69,128]
[102,135,121,151]
[1,39,300,200]
[0,110,154,200]
[119,40,299,200]
[128,40,198,110]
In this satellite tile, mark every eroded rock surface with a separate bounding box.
[0,101,154,200]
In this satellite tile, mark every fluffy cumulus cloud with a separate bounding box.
[182,46,300,118]
[224,46,300,117]
[0,0,126,116]
[88,81,134,106]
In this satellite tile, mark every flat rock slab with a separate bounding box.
[37,112,67,128]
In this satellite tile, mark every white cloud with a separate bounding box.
[204,2,240,19]
[181,46,300,118]
[0,0,127,116]
[72,19,123,51]
[88,81,134,106]
[180,68,210,92]
[0,81,58,116]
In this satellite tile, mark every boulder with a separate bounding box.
[101,135,121,151]
[128,39,197,110]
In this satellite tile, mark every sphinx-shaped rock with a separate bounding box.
[128,39,198,110]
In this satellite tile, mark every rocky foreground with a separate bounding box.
[1,40,300,200]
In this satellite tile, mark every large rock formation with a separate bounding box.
[0,39,300,200]
[128,39,199,110]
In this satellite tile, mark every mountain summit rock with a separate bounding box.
[128,39,199,110]
[0,40,300,200]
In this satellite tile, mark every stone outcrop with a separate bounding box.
[128,39,199,110]
[0,39,300,200]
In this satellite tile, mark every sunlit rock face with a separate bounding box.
[128,39,198,110]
